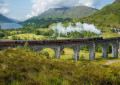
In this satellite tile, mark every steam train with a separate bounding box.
[0,37,103,45]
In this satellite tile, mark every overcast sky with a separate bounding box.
[0,0,115,21]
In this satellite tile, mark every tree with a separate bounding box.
[24,42,29,49]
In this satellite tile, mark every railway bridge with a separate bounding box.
[0,37,120,61]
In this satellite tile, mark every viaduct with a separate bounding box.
[0,37,120,61]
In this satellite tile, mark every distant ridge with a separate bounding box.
[0,14,14,23]
[21,6,98,27]
[30,6,98,19]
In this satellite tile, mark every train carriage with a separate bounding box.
[0,37,103,45]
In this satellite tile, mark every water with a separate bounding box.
[0,23,22,29]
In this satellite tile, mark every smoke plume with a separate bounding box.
[52,22,101,36]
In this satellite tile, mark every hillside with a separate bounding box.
[35,6,98,19]
[77,0,120,28]
[38,7,69,19]
[0,47,120,84]
[64,6,98,19]
[0,14,14,23]
[20,18,72,28]
[21,6,98,27]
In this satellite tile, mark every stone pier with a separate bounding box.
[74,48,80,61]
[112,41,119,58]
[89,42,95,60]
[102,44,109,58]
[54,46,61,59]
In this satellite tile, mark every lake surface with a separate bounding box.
[0,23,23,29]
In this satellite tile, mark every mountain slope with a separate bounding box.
[0,14,14,23]
[21,6,98,27]
[63,6,98,19]
[38,7,69,19]
[78,0,120,28]
[32,6,98,19]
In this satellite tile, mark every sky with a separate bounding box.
[0,0,115,21]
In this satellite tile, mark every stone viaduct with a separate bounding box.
[0,37,120,61]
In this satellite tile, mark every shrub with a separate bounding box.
[96,45,102,52]
[108,44,112,53]
[79,55,85,61]
[83,46,89,51]
[11,35,21,40]
[35,30,41,35]
[39,51,49,58]
[60,50,65,55]
[111,29,116,33]
[24,42,29,49]
[53,54,56,58]
[0,48,120,85]
[32,36,36,40]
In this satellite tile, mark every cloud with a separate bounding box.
[78,0,99,7]
[26,14,32,19]
[26,0,99,19]
[0,8,9,15]
[0,0,10,15]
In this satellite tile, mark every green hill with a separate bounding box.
[35,6,98,19]
[0,14,14,23]
[37,7,69,19]
[77,0,120,28]
[20,18,72,28]
[64,6,98,19]
[21,6,98,27]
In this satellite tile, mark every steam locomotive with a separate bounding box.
[0,37,103,45]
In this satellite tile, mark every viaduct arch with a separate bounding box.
[0,37,120,61]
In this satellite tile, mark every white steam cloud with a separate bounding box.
[52,22,101,36]
[27,0,99,19]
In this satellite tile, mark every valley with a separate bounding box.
[0,0,120,85]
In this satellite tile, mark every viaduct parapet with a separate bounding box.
[0,37,120,61]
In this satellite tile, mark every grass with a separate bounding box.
[1,26,120,40]
[0,48,120,85]
[110,62,120,67]
[6,28,120,40]
[100,32,120,39]
[41,48,113,61]
[4,33,67,40]
[38,28,51,32]
[8,33,47,40]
